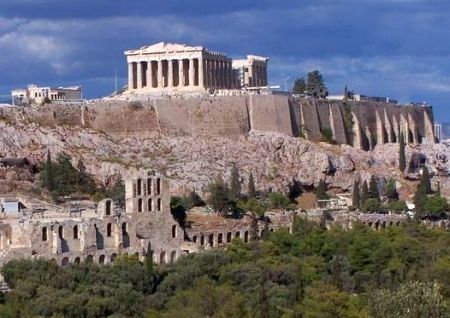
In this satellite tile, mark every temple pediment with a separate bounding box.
[126,42,204,55]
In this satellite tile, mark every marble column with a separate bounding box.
[215,60,220,88]
[189,59,195,87]
[219,61,224,88]
[157,60,163,88]
[207,59,212,87]
[178,59,184,86]
[168,60,174,88]
[137,62,143,89]
[146,61,153,88]
[199,58,204,88]
[128,63,134,90]
[225,61,229,88]
[211,60,216,88]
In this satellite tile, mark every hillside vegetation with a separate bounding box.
[1,220,450,317]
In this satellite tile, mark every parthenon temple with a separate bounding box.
[125,42,269,92]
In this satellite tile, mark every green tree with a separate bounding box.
[292,77,307,94]
[399,133,406,173]
[306,70,328,99]
[268,192,291,209]
[238,198,266,217]
[43,149,54,193]
[369,281,446,318]
[315,179,329,200]
[208,176,234,214]
[419,166,432,194]
[388,200,408,213]
[352,178,360,209]
[230,164,241,200]
[75,158,96,194]
[369,175,380,201]
[363,198,383,213]
[423,195,448,219]
[300,281,361,318]
[247,172,256,198]
[360,180,369,208]
[385,179,398,201]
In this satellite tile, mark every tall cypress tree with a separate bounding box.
[45,149,54,192]
[419,166,432,194]
[248,172,257,198]
[361,180,369,208]
[315,179,329,200]
[399,133,406,174]
[385,179,399,201]
[352,178,361,209]
[369,175,380,201]
[230,164,241,199]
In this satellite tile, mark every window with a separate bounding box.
[138,198,143,212]
[42,227,48,241]
[147,178,152,195]
[172,225,177,238]
[107,223,112,237]
[137,179,142,196]
[73,225,79,239]
[58,226,64,239]
[148,198,153,212]
[105,200,111,216]
[156,178,161,195]
[157,198,161,211]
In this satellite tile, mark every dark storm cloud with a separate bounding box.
[0,0,449,120]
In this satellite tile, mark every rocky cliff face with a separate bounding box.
[0,102,447,199]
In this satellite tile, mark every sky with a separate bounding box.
[0,0,449,122]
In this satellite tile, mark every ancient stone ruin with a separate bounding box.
[0,170,293,266]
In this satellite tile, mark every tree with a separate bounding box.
[43,149,54,193]
[419,166,432,195]
[306,70,328,99]
[385,179,398,201]
[315,179,329,200]
[361,180,369,208]
[352,179,361,209]
[229,164,241,200]
[388,200,408,213]
[369,175,380,201]
[292,77,306,94]
[300,281,361,318]
[423,195,448,219]
[208,177,234,214]
[399,133,406,174]
[268,192,291,209]
[75,158,96,194]
[247,172,256,198]
[363,198,383,213]
[369,281,446,318]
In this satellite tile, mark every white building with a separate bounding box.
[11,84,83,106]
[232,55,269,88]
[124,42,269,93]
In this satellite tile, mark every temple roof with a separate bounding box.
[125,42,205,55]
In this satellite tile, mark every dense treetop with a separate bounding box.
[1,220,450,317]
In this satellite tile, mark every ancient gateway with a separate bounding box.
[0,171,292,266]
[125,42,269,92]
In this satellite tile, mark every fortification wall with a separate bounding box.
[4,95,434,150]
[249,95,293,136]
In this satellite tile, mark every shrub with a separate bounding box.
[129,101,143,111]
